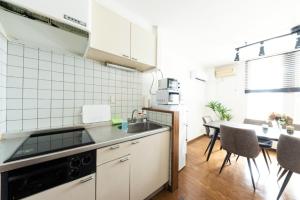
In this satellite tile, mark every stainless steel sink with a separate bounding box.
[118,122,163,133]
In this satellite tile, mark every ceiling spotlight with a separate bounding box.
[291,25,300,49]
[259,42,265,56]
[295,33,300,49]
[234,49,239,61]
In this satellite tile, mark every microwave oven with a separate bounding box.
[158,78,179,90]
[156,90,180,105]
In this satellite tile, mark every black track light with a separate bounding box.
[234,49,239,61]
[295,33,300,49]
[259,42,265,56]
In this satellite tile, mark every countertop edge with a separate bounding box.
[0,127,170,173]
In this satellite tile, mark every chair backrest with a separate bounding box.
[294,124,300,131]
[220,124,260,158]
[244,118,273,127]
[202,116,213,134]
[244,118,266,125]
[277,134,300,174]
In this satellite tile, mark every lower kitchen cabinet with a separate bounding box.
[23,174,96,200]
[96,131,170,200]
[130,131,170,200]
[97,156,130,200]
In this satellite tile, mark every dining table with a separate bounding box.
[203,121,300,161]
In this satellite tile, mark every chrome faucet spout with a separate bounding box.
[131,109,139,121]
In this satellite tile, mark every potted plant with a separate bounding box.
[206,101,233,121]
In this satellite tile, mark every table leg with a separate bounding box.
[206,129,220,161]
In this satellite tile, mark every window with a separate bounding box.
[245,50,300,124]
[245,50,300,93]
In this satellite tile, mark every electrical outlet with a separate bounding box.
[110,95,115,104]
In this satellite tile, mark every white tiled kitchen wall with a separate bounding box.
[4,41,143,133]
[0,34,7,133]
[147,111,172,126]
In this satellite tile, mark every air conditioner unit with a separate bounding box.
[190,70,208,82]
[215,65,236,78]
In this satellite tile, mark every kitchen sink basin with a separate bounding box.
[118,122,163,133]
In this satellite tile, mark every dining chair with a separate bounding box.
[202,116,213,136]
[219,125,261,190]
[276,134,300,200]
[243,118,273,172]
[202,116,221,155]
[293,124,300,131]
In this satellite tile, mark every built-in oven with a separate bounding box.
[1,150,96,200]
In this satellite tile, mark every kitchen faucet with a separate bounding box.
[129,109,139,123]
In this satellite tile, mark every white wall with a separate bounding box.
[142,28,207,141]
[205,63,246,123]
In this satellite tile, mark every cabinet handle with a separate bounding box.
[79,176,93,184]
[122,54,129,58]
[131,141,139,144]
[131,57,138,61]
[110,145,120,150]
[120,157,129,162]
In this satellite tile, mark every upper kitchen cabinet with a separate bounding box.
[131,24,157,67]
[89,1,131,59]
[85,0,157,71]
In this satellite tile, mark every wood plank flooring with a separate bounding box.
[152,137,300,200]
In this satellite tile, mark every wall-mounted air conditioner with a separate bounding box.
[215,65,236,78]
[190,69,208,82]
[0,0,90,55]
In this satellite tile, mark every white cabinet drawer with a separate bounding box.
[97,142,130,165]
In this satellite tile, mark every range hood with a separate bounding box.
[0,0,90,55]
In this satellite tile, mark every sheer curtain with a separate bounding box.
[245,50,300,124]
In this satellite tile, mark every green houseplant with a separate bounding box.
[206,101,233,121]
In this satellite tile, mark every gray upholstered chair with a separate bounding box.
[293,124,300,131]
[202,116,213,136]
[202,116,221,155]
[276,134,300,200]
[219,124,261,190]
[243,118,273,172]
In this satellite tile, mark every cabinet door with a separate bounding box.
[130,131,170,200]
[23,174,95,200]
[97,156,130,200]
[90,1,131,59]
[131,24,156,66]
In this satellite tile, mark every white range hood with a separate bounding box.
[0,0,90,55]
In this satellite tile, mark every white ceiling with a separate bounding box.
[101,0,300,68]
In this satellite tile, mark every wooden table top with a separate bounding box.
[204,121,300,141]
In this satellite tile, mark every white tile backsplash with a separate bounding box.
[0,31,7,133]
[3,41,143,133]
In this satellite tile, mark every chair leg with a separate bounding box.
[261,149,270,173]
[247,158,256,190]
[266,149,272,164]
[277,171,293,200]
[252,158,260,175]
[219,152,231,174]
[278,169,288,182]
[277,166,283,176]
[204,137,213,155]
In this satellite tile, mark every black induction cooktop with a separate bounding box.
[5,128,95,163]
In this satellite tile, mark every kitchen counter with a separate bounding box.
[0,124,170,173]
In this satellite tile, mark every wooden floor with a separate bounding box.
[153,136,300,200]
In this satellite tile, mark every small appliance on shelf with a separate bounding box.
[156,78,180,105]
